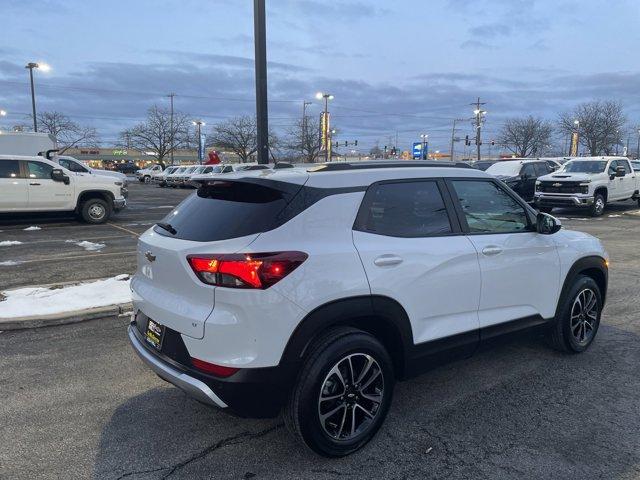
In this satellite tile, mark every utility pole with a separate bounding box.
[637,128,640,160]
[449,118,466,162]
[302,100,312,159]
[167,93,176,165]
[471,97,486,161]
[253,0,269,164]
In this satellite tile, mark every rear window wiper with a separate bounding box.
[156,222,177,235]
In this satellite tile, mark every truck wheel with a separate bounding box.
[589,193,605,217]
[144,175,151,183]
[284,327,394,457]
[548,274,602,353]
[539,207,553,214]
[80,198,111,224]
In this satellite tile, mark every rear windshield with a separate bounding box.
[154,181,290,241]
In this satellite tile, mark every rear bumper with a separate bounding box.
[534,193,593,208]
[127,321,298,418]
[128,325,228,408]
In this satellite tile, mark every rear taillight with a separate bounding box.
[191,357,239,378]
[187,251,307,289]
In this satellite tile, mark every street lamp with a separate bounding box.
[0,110,6,117]
[420,133,429,160]
[25,62,50,132]
[316,92,334,162]
[192,120,205,164]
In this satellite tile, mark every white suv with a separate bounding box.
[0,155,126,223]
[128,161,609,456]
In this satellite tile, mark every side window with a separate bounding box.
[203,167,212,173]
[60,159,86,172]
[608,160,618,174]
[535,162,550,176]
[0,160,21,178]
[520,163,536,178]
[621,160,632,174]
[27,161,54,179]
[451,180,529,234]
[355,181,452,237]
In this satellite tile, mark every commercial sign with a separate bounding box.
[412,142,427,160]
[569,132,579,156]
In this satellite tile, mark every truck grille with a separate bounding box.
[538,181,585,194]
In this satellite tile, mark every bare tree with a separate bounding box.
[285,116,321,163]
[559,101,626,156]
[37,111,99,154]
[120,106,191,166]
[369,141,383,159]
[208,116,278,163]
[498,116,553,157]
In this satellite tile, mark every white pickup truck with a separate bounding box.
[534,156,640,216]
[0,155,127,224]
[136,164,163,183]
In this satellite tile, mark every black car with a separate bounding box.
[115,162,138,174]
[471,160,497,171]
[485,160,554,202]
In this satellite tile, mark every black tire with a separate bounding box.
[589,193,606,217]
[80,198,111,224]
[549,274,602,353]
[144,175,151,183]
[284,327,395,457]
[539,207,554,214]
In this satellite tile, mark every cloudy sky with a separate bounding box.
[1,0,639,153]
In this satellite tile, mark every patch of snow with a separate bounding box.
[608,214,622,218]
[23,226,41,231]
[151,205,175,209]
[65,240,106,251]
[0,241,23,247]
[0,260,23,266]
[0,276,132,319]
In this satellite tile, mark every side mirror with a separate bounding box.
[616,166,626,177]
[537,212,561,235]
[51,168,70,185]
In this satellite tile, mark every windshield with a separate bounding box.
[486,162,522,177]
[562,161,607,173]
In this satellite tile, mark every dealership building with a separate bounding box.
[64,147,239,168]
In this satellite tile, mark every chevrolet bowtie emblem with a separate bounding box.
[145,251,156,262]
[553,183,562,187]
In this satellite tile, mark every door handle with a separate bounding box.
[29,182,41,186]
[482,246,503,256]
[374,255,403,267]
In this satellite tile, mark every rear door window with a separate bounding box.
[354,180,453,237]
[155,180,294,241]
[0,160,21,178]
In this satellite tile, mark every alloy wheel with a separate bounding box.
[594,197,605,215]
[88,204,106,220]
[570,288,599,345]
[317,353,384,441]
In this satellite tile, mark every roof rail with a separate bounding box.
[308,160,472,172]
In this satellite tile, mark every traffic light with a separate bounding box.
[491,140,495,146]
[384,145,388,152]
[344,141,348,147]
[335,141,339,147]
[354,140,358,146]
[465,135,470,146]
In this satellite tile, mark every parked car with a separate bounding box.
[115,162,138,174]
[153,166,179,187]
[136,164,164,183]
[535,156,640,216]
[165,166,189,188]
[53,155,128,192]
[175,165,199,188]
[470,160,497,171]
[486,159,554,202]
[128,160,608,456]
[631,160,640,172]
[0,155,126,223]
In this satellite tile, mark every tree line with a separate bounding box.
[2,100,635,163]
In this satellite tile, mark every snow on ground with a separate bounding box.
[65,240,106,251]
[23,226,42,231]
[0,241,23,247]
[0,261,23,266]
[0,275,132,319]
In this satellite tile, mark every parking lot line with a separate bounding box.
[108,222,142,237]
[14,251,138,265]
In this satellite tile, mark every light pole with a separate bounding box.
[0,109,6,117]
[167,93,176,165]
[637,128,640,160]
[192,120,205,164]
[615,129,620,155]
[254,0,269,164]
[302,100,312,158]
[420,134,429,159]
[571,119,580,156]
[316,92,333,162]
[471,97,486,161]
[25,62,50,132]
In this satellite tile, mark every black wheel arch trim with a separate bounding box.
[555,255,608,318]
[279,295,414,379]
[76,190,115,210]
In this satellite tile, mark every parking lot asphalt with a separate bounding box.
[1,185,640,479]
[0,180,192,289]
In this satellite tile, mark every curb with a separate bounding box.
[0,302,133,331]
